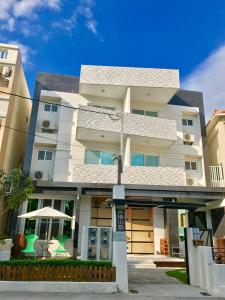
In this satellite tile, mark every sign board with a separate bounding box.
[113,185,125,200]
[116,208,126,232]
[192,227,201,240]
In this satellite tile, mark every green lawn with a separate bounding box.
[166,269,187,284]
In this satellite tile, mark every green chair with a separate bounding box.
[21,234,38,258]
[53,235,69,257]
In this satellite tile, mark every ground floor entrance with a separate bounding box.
[91,197,154,254]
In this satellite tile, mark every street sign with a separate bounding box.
[116,208,126,232]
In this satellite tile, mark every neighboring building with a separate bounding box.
[0,43,31,232]
[22,65,223,255]
[207,110,225,250]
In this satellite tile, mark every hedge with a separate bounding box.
[0,259,112,267]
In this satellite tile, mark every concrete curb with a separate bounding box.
[0,281,117,294]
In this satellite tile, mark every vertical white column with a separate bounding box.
[124,136,130,166]
[112,186,128,293]
[206,210,212,229]
[123,87,131,168]
[18,200,28,233]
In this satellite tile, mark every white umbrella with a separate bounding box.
[18,206,73,243]
[18,206,72,220]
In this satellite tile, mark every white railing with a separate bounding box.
[210,164,225,187]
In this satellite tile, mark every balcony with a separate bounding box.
[73,165,186,186]
[34,132,57,145]
[76,106,177,146]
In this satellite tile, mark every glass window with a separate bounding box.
[44,104,51,112]
[146,111,158,117]
[64,200,74,237]
[182,118,193,126]
[85,150,100,164]
[51,105,58,112]
[185,161,190,170]
[100,152,114,165]
[185,161,197,171]
[102,106,115,111]
[188,119,193,126]
[131,154,144,166]
[38,150,45,160]
[45,151,53,160]
[145,155,159,166]
[132,109,145,115]
[191,161,197,170]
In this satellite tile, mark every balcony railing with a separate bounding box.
[210,165,225,188]
[77,106,177,145]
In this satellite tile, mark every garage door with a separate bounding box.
[126,208,154,254]
[91,198,154,254]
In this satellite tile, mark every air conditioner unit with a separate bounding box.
[34,171,48,181]
[186,177,197,186]
[41,120,55,130]
[2,66,12,80]
[183,133,195,144]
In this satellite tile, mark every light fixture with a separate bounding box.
[101,89,105,93]
[101,135,105,138]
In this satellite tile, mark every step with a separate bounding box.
[128,263,156,269]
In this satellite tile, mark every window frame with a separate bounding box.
[44,103,58,113]
[132,109,158,117]
[85,150,115,165]
[37,150,54,161]
[131,153,160,167]
[185,160,198,171]
[182,118,194,127]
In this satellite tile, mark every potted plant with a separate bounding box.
[0,233,12,261]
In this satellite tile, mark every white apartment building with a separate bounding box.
[22,65,223,255]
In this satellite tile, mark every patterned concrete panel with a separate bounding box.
[77,106,177,142]
[80,65,180,88]
[73,165,186,186]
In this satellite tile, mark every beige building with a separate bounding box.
[207,110,225,187]
[0,43,31,232]
[207,110,225,250]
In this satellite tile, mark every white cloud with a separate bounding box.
[0,0,61,33]
[182,44,225,120]
[9,40,34,67]
[53,0,100,37]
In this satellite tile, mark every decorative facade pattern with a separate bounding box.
[73,165,186,186]
[80,65,180,88]
[77,105,177,142]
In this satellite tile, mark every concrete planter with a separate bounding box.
[0,239,12,261]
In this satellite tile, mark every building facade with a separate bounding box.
[23,65,213,255]
[0,43,31,233]
[207,110,225,249]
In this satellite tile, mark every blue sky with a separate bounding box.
[1,0,225,119]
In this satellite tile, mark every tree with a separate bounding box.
[0,169,34,236]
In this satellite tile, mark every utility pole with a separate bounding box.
[112,112,128,293]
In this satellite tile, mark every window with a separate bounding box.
[38,150,53,161]
[182,118,193,126]
[85,150,115,165]
[0,49,8,59]
[132,109,158,117]
[185,161,197,171]
[88,104,116,111]
[25,199,74,239]
[131,153,159,167]
[44,103,58,112]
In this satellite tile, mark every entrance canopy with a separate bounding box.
[35,182,225,210]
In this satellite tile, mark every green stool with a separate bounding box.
[53,235,69,257]
[21,234,38,258]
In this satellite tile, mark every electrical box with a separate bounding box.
[81,226,112,261]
